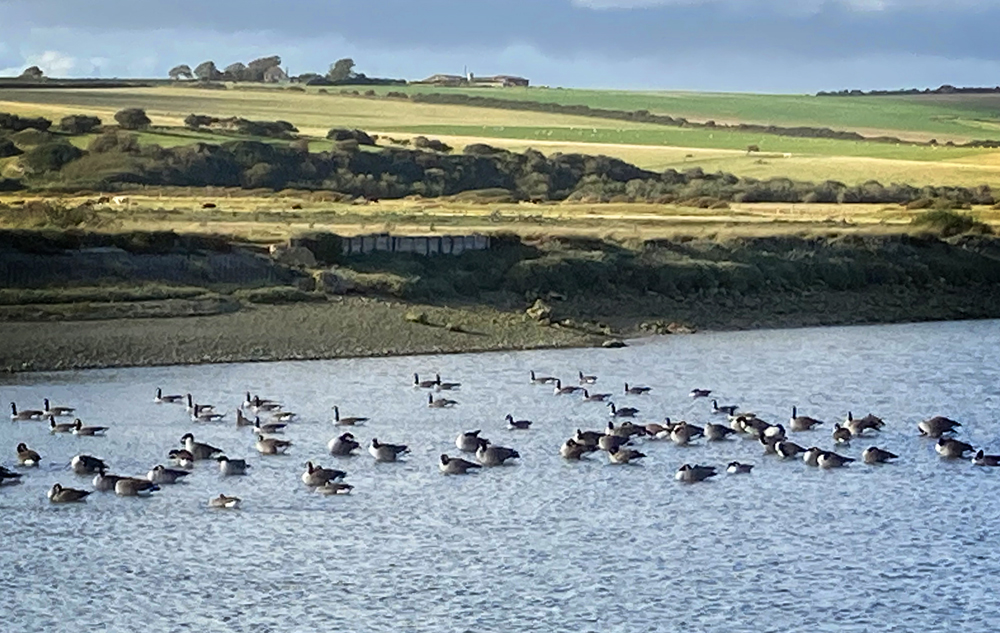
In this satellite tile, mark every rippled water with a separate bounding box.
[3,320,1000,632]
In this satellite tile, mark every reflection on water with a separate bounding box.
[2,320,1000,632]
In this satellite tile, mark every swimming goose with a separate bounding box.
[439,454,482,475]
[10,403,43,421]
[918,416,961,438]
[235,409,254,428]
[727,461,754,474]
[92,466,127,492]
[316,481,354,495]
[529,370,557,385]
[670,421,700,446]
[301,461,347,487]
[845,412,884,436]
[578,371,598,385]
[581,389,611,402]
[0,465,23,485]
[607,420,643,439]
[574,429,604,448]
[48,483,91,503]
[209,494,242,508]
[553,380,582,396]
[775,440,807,459]
[689,389,712,399]
[456,430,483,453]
[328,433,360,456]
[72,419,108,436]
[43,398,75,417]
[180,434,224,460]
[192,405,224,423]
[476,440,520,467]
[16,443,41,467]
[644,421,671,438]
[333,406,369,426]
[560,438,598,460]
[608,446,645,464]
[435,374,461,391]
[935,438,974,460]
[802,447,823,467]
[729,414,762,435]
[248,394,281,413]
[147,465,190,485]
[185,394,214,415]
[607,403,638,418]
[428,393,458,408]
[711,400,738,416]
[832,424,852,445]
[624,383,651,396]
[817,451,855,469]
[216,456,251,476]
[789,406,824,431]
[863,446,899,464]
[115,477,160,497]
[168,449,195,469]
[369,438,409,462]
[269,410,297,423]
[253,417,287,434]
[704,423,736,441]
[675,464,717,483]
[255,434,292,455]
[598,433,632,452]
[49,416,74,433]
[154,388,184,404]
[505,414,532,430]
[413,373,438,389]
[973,450,1000,467]
[71,454,107,475]
[759,434,779,455]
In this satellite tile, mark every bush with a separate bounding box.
[0,138,22,158]
[88,131,140,154]
[326,128,375,145]
[412,136,452,153]
[58,115,102,135]
[0,113,51,132]
[20,142,84,173]
[184,114,218,129]
[911,210,993,237]
[10,129,53,149]
[114,108,152,130]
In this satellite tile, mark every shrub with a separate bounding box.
[58,115,102,135]
[326,128,375,145]
[88,131,140,154]
[114,108,151,130]
[0,138,22,158]
[20,142,83,173]
[0,113,51,132]
[911,210,993,237]
[412,136,452,153]
[184,114,218,129]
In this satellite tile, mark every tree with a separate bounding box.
[246,56,282,82]
[114,108,151,130]
[19,66,44,80]
[194,60,222,81]
[223,62,247,81]
[327,58,356,82]
[58,115,102,135]
[168,64,193,80]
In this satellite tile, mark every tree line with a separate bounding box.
[167,56,403,86]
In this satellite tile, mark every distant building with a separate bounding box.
[416,72,529,88]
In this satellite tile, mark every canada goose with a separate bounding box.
[505,414,532,430]
[413,373,438,389]
[607,446,645,464]
[578,371,598,385]
[185,394,214,415]
[704,423,735,441]
[192,405,224,423]
[775,440,807,459]
[0,465,23,485]
[49,416,74,433]
[154,388,184,404]
[863,446,899,464]
[255,434,292,455]
[936,438,974,460]
[439,454,482,475]
[369,438,409,462]
[72,419,108,436]
[16,443,41,467]
[789,406,824,431]
[624,383,651,396]
[180,434,224,460]
[168,449,195,469]
[598,433,632,452]
[428,393,458,408]
[560,438,598,460]
[675,464,717,483]
[763,424,787,442]
[456,430,483,453]
[670,421,699,446]
[48,483,91,503]
[209,494,242,508]
[147,465,190,485]
[71,454,107,475]
[10,403,43,421]
[301,461,347,486]
[115,477,160,497]
[607,403,638,418]
[759,434,779,455]
[918,416,961,438]
[832,424,852,445]
[529,370,557,385]
[727,461,753,474]
[574,429,603,447]
[328,433,360,456]
[606,420,641,439]
[644,421,670,438]
[689,389,712,399]
[711,400,738,416]
[730,413,761,434]
[333,406,369,426]
[802,447,823,467]
[316,481,354,495]
[216,456,251,476]
[43,399,75,417]
[270,410,297,423]
[973,450,1000,467]
[253,417,287,434]
[817,451,855,469]
[248,394,281,413]
[92,466,127,492]
[582,389,611,403]
[235,409,254,428]
[553,380,582,396]
[845,412,884,436]
[476,440,520,466]
[435,374,461,391]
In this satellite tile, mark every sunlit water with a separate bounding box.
[2,320,1000,632]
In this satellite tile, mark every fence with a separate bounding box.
[340,233,491,256]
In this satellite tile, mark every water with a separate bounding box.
[3,320,1000,632]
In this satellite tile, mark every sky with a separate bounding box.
[0,0,997,93]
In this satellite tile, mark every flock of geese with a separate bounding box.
[3,368,995,506]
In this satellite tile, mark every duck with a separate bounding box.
[10,403,43,421]
[863,446,899,464]
[301,461,347,487]
[180,434,224,460]
[328,433,360,456]
[154,388,184,404]
[802,447,823,467]
[147,464,190,485]
[369,438,409,462]
[252,418,287,434]
[316,481,354,495]
[114,477,160,497]
[704,423,735,441]
[435,374,461,391]
[582,389,611,402]
[529,370,557,385]
[789,406,824,431]
[72,419,108,436]
[439,454,482,475]
[711,400,738,416]
[918,416,961,438]
[168,449,195,469]
[333,406,369,426]
[578,371,598,385]
[413,373,438,389]
[935,438,974,459]
[49,416,74,433]
[608,446,645,464]
[209,494,242,509]
[553,379,582,396]
[775,440,807,459]
[675,464,717,483]
[216,456,251,476]
[428,393,458,408]
[973,450,1000,467]
[92,466,127,492]
[476,439,520,467]
[456,430,483,453]
[48,483,91,503]
[689,389,712,399]
[845,412,884,436]
[832,423,852,445]
[43,398,75,417]
[71,454,107,475]
[505,414,532,430]
[727,461,754,474]
[817,451,855,469]
[0,465,23,485]
[560,438,598,460]
[255,434,292,455]
[607,402,638,418]
[16,443,41,467]
[624,383,651,396]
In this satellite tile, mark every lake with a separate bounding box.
[2,319,1000,632]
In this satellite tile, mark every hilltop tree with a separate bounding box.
[114,108,151,130]
[19,66,44,80]
[168,64,193,80]
[58,114,102,135]
[246,55,282,82]
[194,60,222,81]
[223,62,248,81]
[327,58,355,82]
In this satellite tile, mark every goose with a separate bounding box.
[574,429,603,448]
[670,421,699,446]
[0,465,23,485]
[71,454,107,475]
[192,405,224,423]
[328,433,360,456]
[154,388,184,404]
[704,423,735,441]
[973,450,1000,467]
[92,466,127,492]
[248,394,281,413]
[763,424,787,441]
[560,438,598,460]
[845,412,884,436]
[644,421,671,438]
[269,410,297,423]
[72,419,108,436]
[209,494,242,508]
[759,434,779,455]
[43,399,75,417]
[727,461,754,474]
[185,394,214,415]
[607,420,644,439]
[675,464,717,483]
[301,461,347,487]
[180,434,224,460]
[49,416,74,434]
[742,417,772,439]
[582,389,611,402]
[235,409,254,428]
[439,454,481,475]
[608,446,645,464]
[48,483,91,503]
[413,373,438,389]
[863,446,899,464]
[802,447,823,467]
[255,434,292,455]
[598,433,632,452]
[253,417,287,435]
[147,465,190,485]
[435,374,461,391]
[216,456,251,476]
[789,406,824,431]
[624,383,651,396]
[316,481,354,495]
[10,403,43,421]
[553,380,582,396]
[607,403,638,418]
[333,406,369,426]
[475,440,520,466]
[578,371,598,385]
[529,370,557,385]
[16,443,41,467]
[428,393,458,409]
[918,416,961,438]
[689,389,712,399]
[168,449,195,469]
[817,451,855,469]
[115,477,160,497]
[711,400,738,416]
[369,438,409,462]
[832,424,852,445]
[505,414,532,430]
[935,438,974,460]
[775,440,807,459]
[456,430,483,453]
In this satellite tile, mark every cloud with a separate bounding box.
[0,49,79,77]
